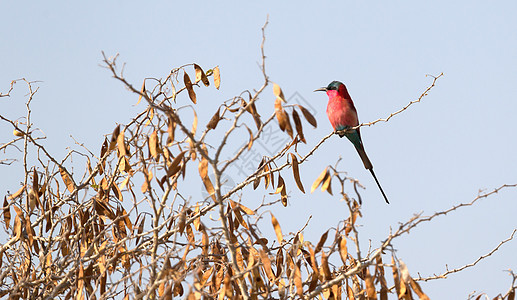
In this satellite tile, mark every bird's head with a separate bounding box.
[314,81,349,98]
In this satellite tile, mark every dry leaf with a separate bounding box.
[167,116,176,146]
[320,251,332,280]
[392,256,401,297]
[59,167,74,193]
[3,197,11,229]
[213,66,220,89]
[295,262,303,297]
[137,80,145,105]
[290,153,305,193]
[292,109,306,143]
[275,174,285,195]
[271,213,283,244]
[191,109,198,135]
[274,98,288,132]
[365,268,377,300]
[259,249,275,282]
[339,235,348,265]
[311,168,328,193]
[9,184,26,200]
[202,176,216,201]
[167,151,186,178]
[321,171,333,195]
[32,169,38,194]
[198,157,208,180]
[409,278,429,300]
[273,83,285,102]
[296,104,317,128]
[117,128,127,157]
[109,125,120,151]
[183,72,197,104]
[314,230,329,254]
[206,108,220,130]
[194,64,210,86]
[149,130,161,161]
[246,126,254,150]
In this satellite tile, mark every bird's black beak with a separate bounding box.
[313,87,327,92]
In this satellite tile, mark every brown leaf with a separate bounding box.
[347,282,355,299]
[206,107,220,130]
[283,110,293,138]
[183,72,197,104]
[246,126,254,150]
[167,116,176,146]
[111,183,123,202]
[295,262,303,297]
[321,170,333,195]
[100,139,108,175]
[290,153,305,193]
[296,104,318,128]
[213,66,220,89]
[198,157,208,179]
[315,230,329,254]
[191,109,198,136]
[149,130,160,161]
[191,204,201,233]
[275,174,285,195]
[93,198,115,220]
[119,156,131,173]
[281,188,288,207]
[13,213,22,239]
[259,249,275,282]
[308,244,319,273]
[3,197,10,229]
[292,109,306,143]
[109,125,120,151]
[173,282,184,297]
[308,272,319,293]
[311,168,328,193]
[274,98,288,132]
[320,251,332,280]
[229,200,254,215]
[365,268,377,300]
[232,204,248,230]
[167,151,186,178]
[117,128,127,157]
[170,79,177,103]
[32,169,38,194]
[376,256,389,300]
[263,163,270,189]
[141,169,153,193]
[253,158,265,190]
[273,83,285,102]
[275,249,284,278]
[409,278,429,300]
[194,64,210,86]
[271,213,283,244]
[9,184,26,200]
[392,256,401,298]
[137,80,145,105]
[202,176,216,201]
[338,235,348,265]
[59,167,75,193]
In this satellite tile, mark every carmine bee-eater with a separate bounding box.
[314,81,389,204]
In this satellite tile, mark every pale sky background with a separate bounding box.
[1,1,517,299]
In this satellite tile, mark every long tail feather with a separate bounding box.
[369,169,390,204]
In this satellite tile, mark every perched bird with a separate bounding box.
[314,81,389,204]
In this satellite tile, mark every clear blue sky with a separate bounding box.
[2,2,517,298]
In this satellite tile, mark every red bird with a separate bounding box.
[315,81,389,204]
